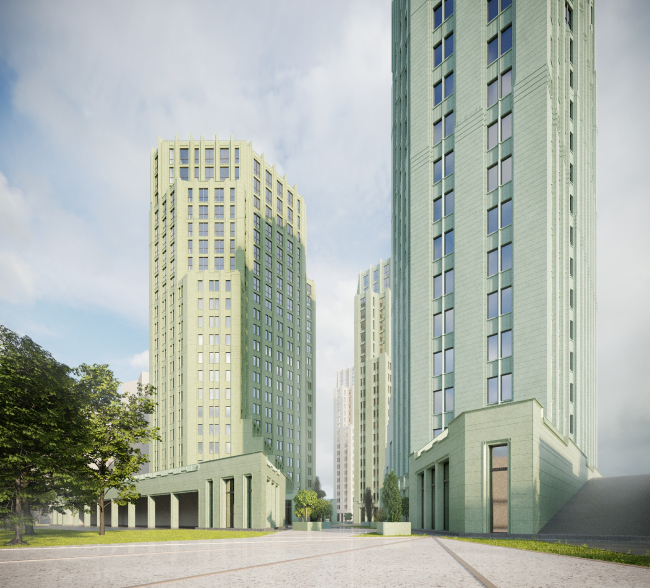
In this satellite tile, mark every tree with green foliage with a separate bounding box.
[402,496,410,522]
[363,487,374,523]
[381,470,402,522]
[61,364,159,535]
[313,476,326,499]
[293,489,318,521]
[376,507,387,522]
[344,512,352,521]
[0,326,88,545]
[311,498,332,522]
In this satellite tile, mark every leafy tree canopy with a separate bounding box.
[382,471,403,522]
[293,489,318,521]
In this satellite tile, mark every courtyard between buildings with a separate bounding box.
[1,528,648,587]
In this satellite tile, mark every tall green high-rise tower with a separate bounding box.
[149,136,316,504]
[388,0,599,534]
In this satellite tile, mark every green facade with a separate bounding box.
[389,0,598,533]
[149,136,316,503]
[354,260,392,522]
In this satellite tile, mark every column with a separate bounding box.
[110,502,119,528]
[96,504,101,527]
[147,496,156,529]
[128,503,136,528]
[170,493,179,529]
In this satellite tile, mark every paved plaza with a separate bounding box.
[0,528,648,588]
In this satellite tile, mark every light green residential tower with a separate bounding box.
[149,135,317,506]
[354,260,392,523]
[388,0,599,534]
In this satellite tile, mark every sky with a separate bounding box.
[0,0,648,498]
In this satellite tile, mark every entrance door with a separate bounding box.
[490,445,509,533]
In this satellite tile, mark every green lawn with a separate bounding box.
[450,537,650,568]
[1,528,271,548]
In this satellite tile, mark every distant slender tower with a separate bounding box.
[333,367,354,521]
[149,136,317,505]
[354,260,392,523]
[388,0,598,534]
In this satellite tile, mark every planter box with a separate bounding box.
[321,521,332,529]
[293,521,322,531]
[377,522,411,536]
[369,522,378,529]
[361,522,370,527]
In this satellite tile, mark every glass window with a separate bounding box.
[434,197,443,222]
[445,229,454,254]
[434,236,443,260]
[488,292,498,319]
[488,122,498,150]
[501,373,513,401]
[488,37,498,64]
[501,156,512,184]
[501,243,512,271]
[488,334,498,362]
[444,111,454,137]
[488,165,498,192]
[220,167,229,181]
[501,0,512,9]
[501,200,512,227]
[501,113,512,140]
[501,286,513,314]
[445,387,454,412]
[445,190,454,215]
[434,119,443,144]
[488,0,498,22]
[445,0,453,18]
[205,167,214,180]
[444,348,454,372]
[444,269,454,294]
[220,148,229,164]
[434,389,443,414]
[501,25,512,54]
[434,158,443,183]
[434,274,443,299]
[444,72,454,98]
[434,313,443,338]
[445,33,454,58]
[488,249,498,276]
[434,43,443,67]
[444,308,454,333]
[501,330,512,357]
[501,69,512,97]
[434,351,443,376]
[434,81,442,105]
[488,79,498,107]
[444,151,454,176]
[434,4,443,28]
[488,207,498,234]
[488,377,498,404]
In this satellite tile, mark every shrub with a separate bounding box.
[293,490,318,521]
[376,508,387,522]
[381,471,402,522]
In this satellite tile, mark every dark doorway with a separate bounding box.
[135,497,148,527]
[285,499,292,527]
[225,479,235,528]
[154,495,171,528]
[178,492,199,528]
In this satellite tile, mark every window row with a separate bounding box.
[188,257,236,271]
[487,69,512,107]
[487,373,512,404]
[487,330,512,361]
[433,0,454,29]
[434,151,454,183]
[434,308,454,338]
[187,205,235,220]
[433,269,454,299]
[487,243,512,276]
[188,223,236,237]
[433,32,454,68]
[433,111,455,144]
[487,156,512,192]
[434,73,454,106]
[487,112,512,150]
[487,199,512,234]
[188,240,236,255]
[433,348,454,376]
[171,147,240,166]
[487,0,512,23]
[487,287,512,319]
[487,25,512,65]
[433,230,454,260]
[434,190,454,222]
[433,386,454,414]
[187,188,236,203]
[198,442,231,454]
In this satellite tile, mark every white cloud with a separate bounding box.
[128,350,149,372]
